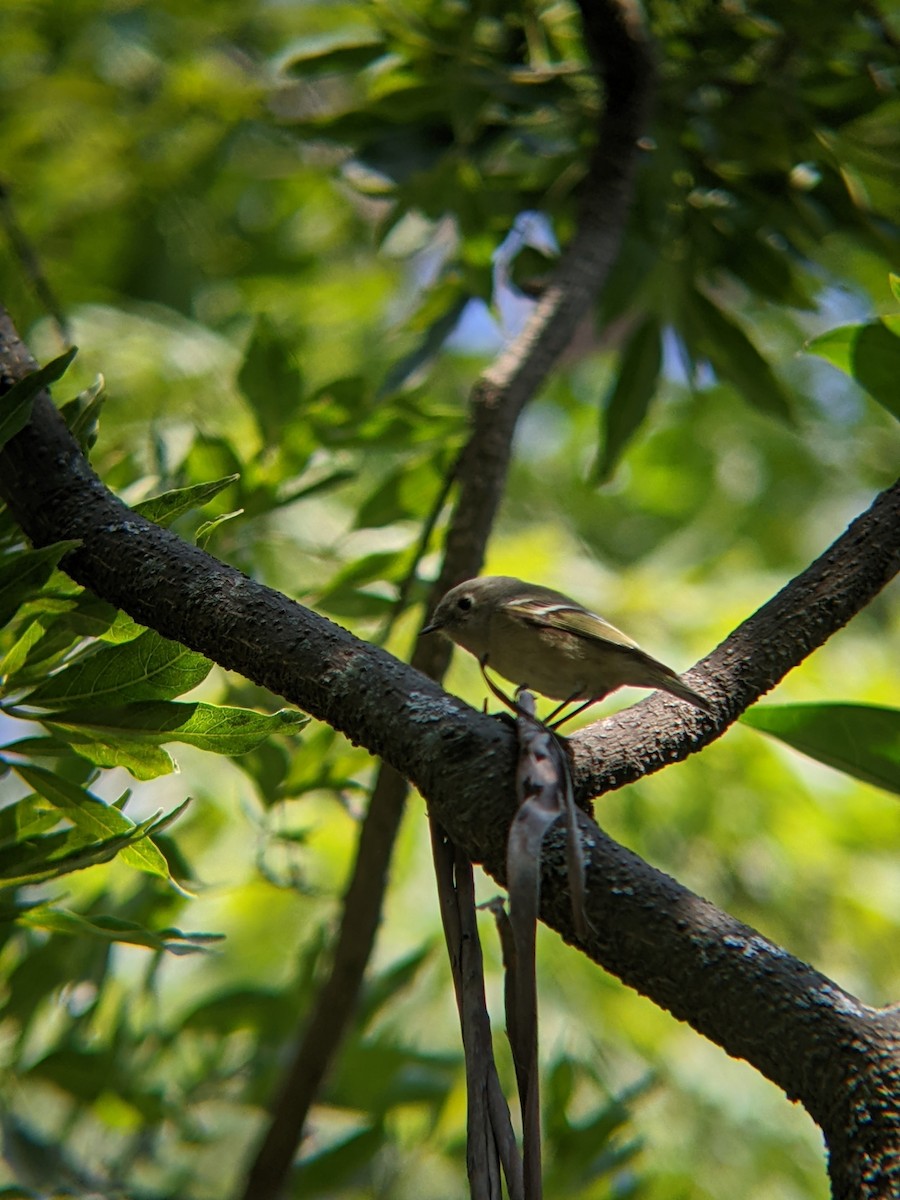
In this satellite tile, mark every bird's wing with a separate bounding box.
[504,597,641,650]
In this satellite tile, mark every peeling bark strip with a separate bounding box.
[433,827,523,1200]
[504,692,585,1200]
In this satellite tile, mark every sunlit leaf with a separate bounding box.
[133,474,240,527]
[21,629,212,708]
[742,703,900,795]
[13,763,175,880]
[0,598,122,691]
[593,316,662,483]
[16,904,224,953]
[0,792,61,849]
[238,316,304,444]
[44,701,307,757]
[0,620,50,683]
[44,728,177,781]
[0,347,78,448]
[196,508,244,548]
[0,540,82,630]
[805,321,900,420]
[95,609,146,645]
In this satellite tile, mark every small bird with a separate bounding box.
[422,575,711,722]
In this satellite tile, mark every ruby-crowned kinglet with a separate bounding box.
[422,575,711,715]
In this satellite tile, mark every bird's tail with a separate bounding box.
[657,670,712,713]
[629,650,712,713]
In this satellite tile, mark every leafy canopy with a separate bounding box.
[0,0,898,1196]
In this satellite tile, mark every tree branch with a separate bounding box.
[3,306,899,1125]
[569,477,900,801]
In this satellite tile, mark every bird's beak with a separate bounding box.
[420,622,440,636]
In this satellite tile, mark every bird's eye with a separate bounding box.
[456,595,473,613]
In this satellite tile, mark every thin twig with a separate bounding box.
[374,449,460,647]
[0,181,72,348]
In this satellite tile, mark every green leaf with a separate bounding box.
[276,466,356,509]
[0,540,83,629]
[741,703,900,795]
[723,235,816,311]
[0,347,78,448]
[44,728,177,781]
[21,605,117,669]
[0,595,122,689]
[890,274,900,304]
[196,508,244,548]
[13,762,176,880]
[20,628,212,708]
[322,550,406,592]
[295,1126,386,1195]
[15,904,224,954]
[358,943,434,1029]
[0,793,189,889]
[805,320,900,420]
[58,375,106,451]
[278,724,367,799]
[0,822,155,888]
[279,29,385,76]
[0,793,61,850]
[688,290,794,422]
[132,474,240,527]
[44,701,307,761]
[95,609,145,644]
[593,317,662,483]
[0,620,49,684]
[316,550,405,617]
[378,294,470,396]
[1,734,84,760]
[238,316,304,444]
[355,457,443,528]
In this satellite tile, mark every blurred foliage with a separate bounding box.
[0,0,899,1197]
